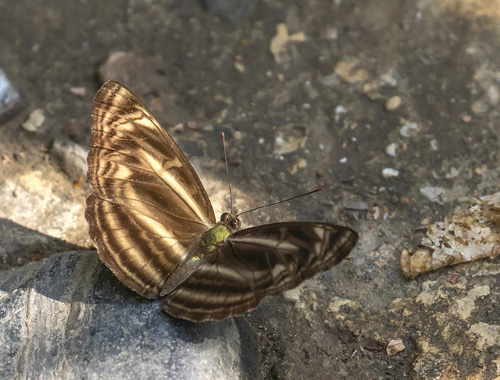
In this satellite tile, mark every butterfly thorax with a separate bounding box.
[199,213,241,256]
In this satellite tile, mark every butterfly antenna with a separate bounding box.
[222,132,234,214]
[236,188,323,217]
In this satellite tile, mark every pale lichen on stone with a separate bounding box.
[469,323,500,351]
[401,192,500,278]
[453,285,491,321]
[269,24,306,63]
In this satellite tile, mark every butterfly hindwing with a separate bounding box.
[86,81,216,298]
[161,222,358,322]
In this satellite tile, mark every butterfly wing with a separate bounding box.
[86,81,216,299]
[161,222,358,321]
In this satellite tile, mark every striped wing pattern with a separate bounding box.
[86,81,215,299]
[162,223,358,322]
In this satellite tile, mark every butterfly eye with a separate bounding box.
[231,218,241,229]
[221,213,231,223]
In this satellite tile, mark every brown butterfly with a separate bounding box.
[86,81,358,322]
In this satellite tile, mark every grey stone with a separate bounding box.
[0,68,22,122]
[51,138,88,182]
[0,170,91,249]
[3,0,500,377]
[0,218,81,271]
[21,108,45,133]
[0,251,242,380]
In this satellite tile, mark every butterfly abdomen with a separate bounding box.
[160,224,231,296]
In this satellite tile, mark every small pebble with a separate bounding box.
[382,168,399,178]
[289,158,307,175]
[171,123,184,132]
[51,138,88,180]
[334,105,347,122]
[400,122,419,138]
[419,186,445,204]
[234,62,245,73]
[385,96,402,111]
[343,200,368,210]
[187,121,199,131]
[70,87,86,96]
[386,339,405,356]
[445,167,459,179]
[471,100,487,114]
[22,108,45,132]
[323,27,338,40]
[385,143,398,157]
[304,80,319,99]
[318,74,339,87]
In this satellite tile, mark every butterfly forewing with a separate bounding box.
[161,223,358,322]
[86,81,216,298]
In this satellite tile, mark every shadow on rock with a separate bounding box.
[0,250,250,380]
[0,218,84,271]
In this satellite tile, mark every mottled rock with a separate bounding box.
[2,0,500,377]
[0,251,242,380]
[401,194,500,279]
[0,219,80,270]
[0,170,92,248]
[273,124,307,155]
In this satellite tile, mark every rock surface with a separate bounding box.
[0,68,22,122]
[1,0,500,378]
[0,251,242,380]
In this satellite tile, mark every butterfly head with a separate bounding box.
[220,212,241,231]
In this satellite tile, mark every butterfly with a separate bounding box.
[86,81,358,322]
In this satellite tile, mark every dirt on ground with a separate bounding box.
[1,1,500,379]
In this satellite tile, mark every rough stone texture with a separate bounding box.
[1,0,500,378]
[0,251,242,380]
[0,169,92,253]
[0,219,81,271]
